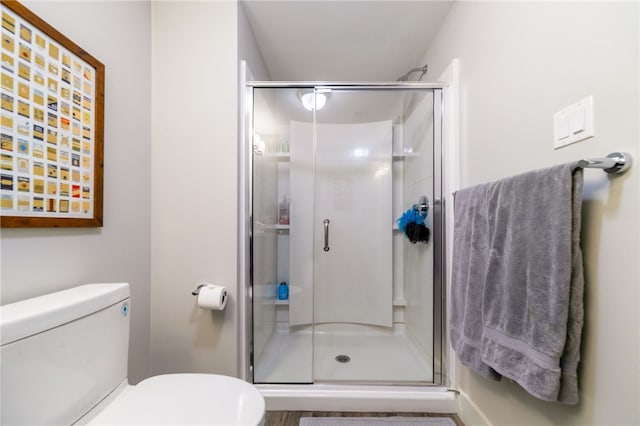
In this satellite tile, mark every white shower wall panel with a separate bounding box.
[252,231,278,360]
[403,95,435,184]
[402,184,434,356]
[392,153,405,306]
[289,121,393,327]
[402,94,435,356]
[252,154,279,360]
[288,122,316,326]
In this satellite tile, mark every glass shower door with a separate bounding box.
[310,89,436,383]
[252,88,314,384]
[251,86,442,385]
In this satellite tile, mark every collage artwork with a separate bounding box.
[0,6,96,218]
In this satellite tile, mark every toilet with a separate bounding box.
[0,283,265,426]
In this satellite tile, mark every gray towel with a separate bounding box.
[451,163,584,404]
[450,183,502,381]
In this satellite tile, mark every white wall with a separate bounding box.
[422,2,639,425]
[1,0,271,383]
[150,0,269,377]
[239,1,270,82]
[0,0,151,384]
[150,0,239,376]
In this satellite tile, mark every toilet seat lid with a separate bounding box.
[89,374,265,425]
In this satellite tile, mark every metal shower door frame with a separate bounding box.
[238,76,448,386]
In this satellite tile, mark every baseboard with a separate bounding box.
[457,390,492,426]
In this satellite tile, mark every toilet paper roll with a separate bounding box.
[197,284,228,311]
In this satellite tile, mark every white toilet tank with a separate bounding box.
[0,283,131,426]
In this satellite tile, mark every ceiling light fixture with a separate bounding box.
[298,90,330,111]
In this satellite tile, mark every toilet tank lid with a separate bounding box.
[0,283,130,346]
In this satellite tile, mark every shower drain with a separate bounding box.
[335,354,351,363]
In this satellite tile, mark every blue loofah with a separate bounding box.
[396,208,425,233]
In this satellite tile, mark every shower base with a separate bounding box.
[254,322,433,383]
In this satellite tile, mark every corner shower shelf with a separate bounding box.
[392,152,420,160]
[263,152,290,160]
[254,223,290,233]
[274,299,289,305]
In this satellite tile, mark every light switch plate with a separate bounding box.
[554,96,594,149]
[556,113,570,140]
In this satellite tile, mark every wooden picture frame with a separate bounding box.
[1,0,104,227]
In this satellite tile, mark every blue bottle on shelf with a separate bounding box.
[278,281,289,300]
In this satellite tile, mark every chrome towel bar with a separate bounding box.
[578,152,632,174]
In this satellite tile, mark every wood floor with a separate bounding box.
[265,411,464,426]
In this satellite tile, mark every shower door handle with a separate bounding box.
[323,219,330,252]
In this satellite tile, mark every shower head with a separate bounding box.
[396,64,428,82]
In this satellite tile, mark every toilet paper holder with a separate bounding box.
[192,284,207,296]
[192,283,228,311]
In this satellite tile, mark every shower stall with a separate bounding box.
[239,66,450,408]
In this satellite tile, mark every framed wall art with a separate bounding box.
[1,0,104,227]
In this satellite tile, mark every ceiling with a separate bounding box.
[241,1,454,82]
